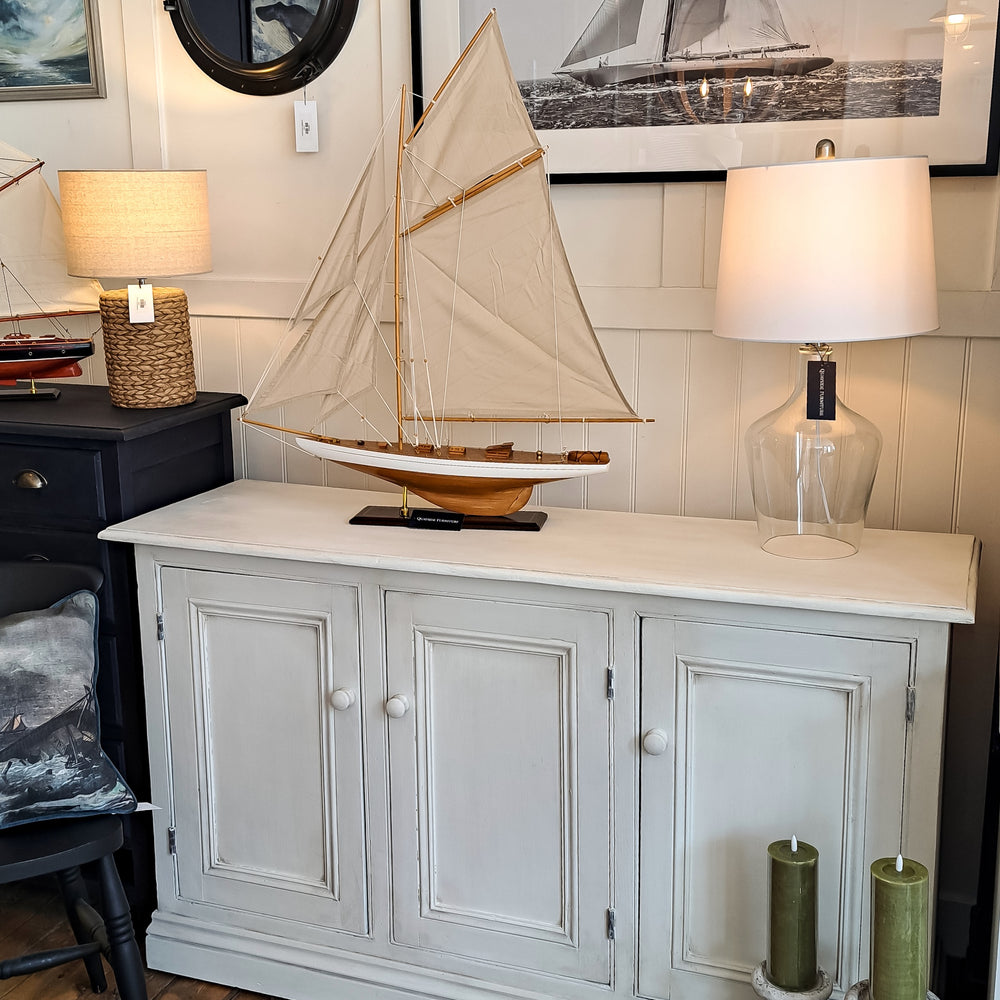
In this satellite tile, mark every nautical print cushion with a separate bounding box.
[0,591,136,829]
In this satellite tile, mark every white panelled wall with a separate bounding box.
[6,0,1000,960]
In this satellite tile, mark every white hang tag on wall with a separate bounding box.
[295,100,319,153]
[128,284,155,323]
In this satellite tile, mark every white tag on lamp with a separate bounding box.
[128,283,155,323]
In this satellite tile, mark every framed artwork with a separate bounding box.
[412,0,1000,182]
[0,0,105,102]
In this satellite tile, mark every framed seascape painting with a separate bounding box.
[0,0,105,101]
[412,0,1000,181]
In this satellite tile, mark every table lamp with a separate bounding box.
[713,141,939,558]
[58,169,211,408]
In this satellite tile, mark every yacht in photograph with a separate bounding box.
[557,0,832,87]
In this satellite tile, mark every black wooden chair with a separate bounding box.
[0,561,147,999]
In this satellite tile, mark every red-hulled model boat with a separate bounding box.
[0,141,101,398]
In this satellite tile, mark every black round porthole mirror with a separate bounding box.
[164,0,359,96]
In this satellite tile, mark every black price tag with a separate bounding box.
[807,360,836,421]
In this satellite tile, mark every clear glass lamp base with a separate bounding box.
[747,348,882,560]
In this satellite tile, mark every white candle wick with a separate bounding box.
[791,835,798,853]
[896,854,904,873]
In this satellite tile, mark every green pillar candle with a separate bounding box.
[767,837,818,990]
[870,855,928,1000]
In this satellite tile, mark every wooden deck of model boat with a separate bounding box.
[296,436,611,516]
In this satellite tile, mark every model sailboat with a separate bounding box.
[0,141,100,393]
[243,12,643,518]
[557,0,832,88]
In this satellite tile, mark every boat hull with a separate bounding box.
[296,437,610,516]
[0,338,94,385]
[557,55,833,88]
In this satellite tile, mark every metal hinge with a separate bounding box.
[163,1,177,11]
[607,667,615,700]
[906,686,916,724]
[607,908,616,940]
[156,613,164,641]
[167,827,177,855]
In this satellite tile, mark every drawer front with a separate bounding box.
[0,528,115,623]
[0,443,104,522]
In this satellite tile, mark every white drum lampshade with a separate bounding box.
[714,146,939,558]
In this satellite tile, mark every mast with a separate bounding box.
[660,0,676,60]
[394,85,406,450]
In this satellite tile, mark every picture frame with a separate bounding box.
[0,0,106,102]
[411,0,1000,182]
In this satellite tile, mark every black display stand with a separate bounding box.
[351,504,548,531]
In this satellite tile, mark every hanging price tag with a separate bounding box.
[128,284,155,323]
[807,360,836,420]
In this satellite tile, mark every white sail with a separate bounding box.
[0,141,102,322]
[561,0,646,67]
[666,0,727,55]
[401,15,637,423]
[673,0,793,56]
[250,153,394,419]
[404,158,635,420]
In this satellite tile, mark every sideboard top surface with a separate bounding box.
[100,479,979,624]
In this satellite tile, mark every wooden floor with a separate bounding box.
[0,876,276,1000]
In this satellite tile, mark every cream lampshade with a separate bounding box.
[714,143,939,558]
[58,169,211,408]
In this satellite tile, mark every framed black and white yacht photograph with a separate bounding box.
[413,0,1000,181]
[0,0,106,102]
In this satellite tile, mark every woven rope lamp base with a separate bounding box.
[99,287,196,408]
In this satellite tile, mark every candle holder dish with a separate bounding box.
[844,982,939,1000]
[751,962,833,999]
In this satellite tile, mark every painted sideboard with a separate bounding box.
[100,479,979,1000]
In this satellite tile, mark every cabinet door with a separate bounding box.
[384,592,613,984]
[160,568,367,933]
[638,618,911,1000]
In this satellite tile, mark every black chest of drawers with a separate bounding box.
[0,383,246,932]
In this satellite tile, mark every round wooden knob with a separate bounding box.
[330,688,356,711]
[385,694,410,718]
[642,729,669,756]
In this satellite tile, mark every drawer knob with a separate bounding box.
[330,688,356,711]
[385,694,410,719]
[642,729,669,756]
[13,469,47,490]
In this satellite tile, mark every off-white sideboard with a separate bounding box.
[100,479,979,1000]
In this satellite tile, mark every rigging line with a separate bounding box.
[398,162,439,446]
[398,147,464,216]
[403,149,544,238]
[544,156,565,457]
[354,274,420,444]
[0,263,18,336]
[0,160,43,195]
[439,187,468,436]
[0,262,76,338]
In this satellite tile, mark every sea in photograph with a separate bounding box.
[519,59,942,129]
[0,52,92,89]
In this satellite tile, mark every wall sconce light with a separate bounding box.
[931,0,985,41]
